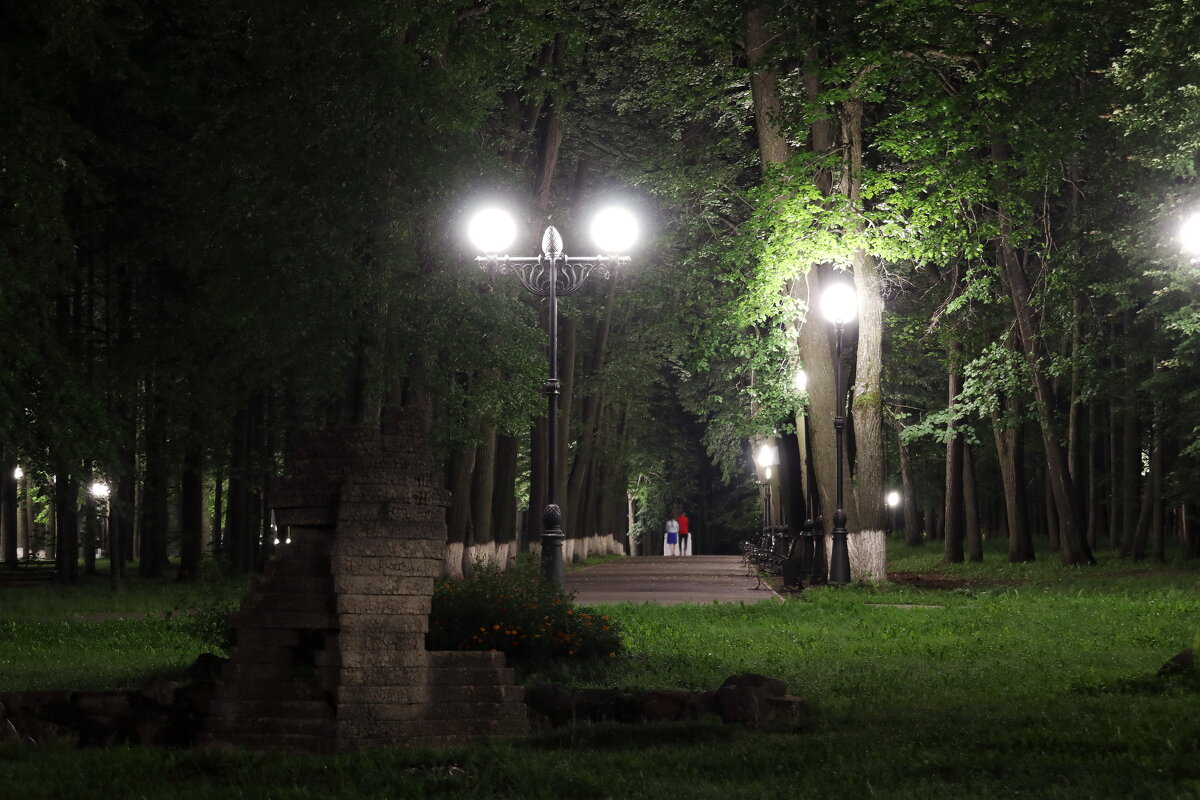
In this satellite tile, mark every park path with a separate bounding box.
[564,555,782,606]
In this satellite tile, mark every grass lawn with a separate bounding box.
[1,543,1198,798]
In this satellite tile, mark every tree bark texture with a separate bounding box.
[992,145,1093,566]
[964,445,982,562]
[944,354,965,563]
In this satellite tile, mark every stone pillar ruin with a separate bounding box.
[205,420,528,752]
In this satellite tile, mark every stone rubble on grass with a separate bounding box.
[1157,648,1195,677]
[525,672,806,728]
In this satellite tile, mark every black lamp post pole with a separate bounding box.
[477,226,625,588]
[801,418,826,584]
[541,244,566,589]
[829,320,852,585]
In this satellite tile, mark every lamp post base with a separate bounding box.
[540,504,566,589]
[540,532,566,589]
[829,531,850,585]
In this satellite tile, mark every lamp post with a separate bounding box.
[754,441,779,529]
[469,206,637,588]
[88,480,110,569]
[886,489,900,536]
[820,281,857,585]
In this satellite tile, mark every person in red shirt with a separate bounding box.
[676,511,690,556]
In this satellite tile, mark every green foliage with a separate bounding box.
[427,561,622,669]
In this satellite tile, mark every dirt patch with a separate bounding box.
[887,571,1024,591]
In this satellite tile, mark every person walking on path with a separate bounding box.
[664,516,680,556]
[677,510,691,556]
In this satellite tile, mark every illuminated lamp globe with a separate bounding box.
[89,481,110,499]
[590,207,638,253]
[13,466,23,480]
[468,208,517,253]
[754,443,778,469]
[886,490,901,508]
[1181,211,1200,254]
[820,282,858,325]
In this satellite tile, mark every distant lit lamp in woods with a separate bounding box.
[1181,211,1200,255]
[886,490,901,536]
[88,480,110,564]
[469,206,637,588]
[820,282,858,585]
[754,442,779,527]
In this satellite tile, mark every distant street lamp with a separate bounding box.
[820,281,857,585]
[469,206,637,588]
[886,490,901,536]
[1180,211,1200,254]
[754,441,779,527]
[88,480,110,564]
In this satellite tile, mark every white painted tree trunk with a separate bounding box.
[850,529,887,583]
[442,542,464,580]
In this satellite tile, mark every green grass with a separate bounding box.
[1,542,1198,798]
[0,562,248,691]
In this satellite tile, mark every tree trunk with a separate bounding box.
[470,426,498,567]
[139,426,170,578]
[1,449,16,567]
[1086,399,1101,548]
[566,276,616,541]
[1045,469,1059,550]
[944,353,965,563]
[492,434,519,566]
[83,461,97,576]
[225,407,256,574]
[55,467,79,582]
[528,416,547,553]
[841,96,887,582]
[993,404,1034,562]
[992,145,1093,566]
[746,8,792,165]
[1108,326,1121,551]
[178,442,205,581]
[445,445,477,578]
[898,427,922,546]
[964,445,982,562]
[1119,366,1138,556]
[212,468,224,559]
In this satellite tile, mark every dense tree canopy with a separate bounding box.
[3,0,1200,581]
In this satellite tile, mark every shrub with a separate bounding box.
[427,560,621,669]
[167,597,238,657]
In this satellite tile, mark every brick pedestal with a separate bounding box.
[205,421,528,752]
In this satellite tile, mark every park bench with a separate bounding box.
[740,526,804,589]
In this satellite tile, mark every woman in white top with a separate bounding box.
[664,518,680,556]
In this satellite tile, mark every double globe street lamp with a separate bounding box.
[820,281,858,586]
[468,205,638,588]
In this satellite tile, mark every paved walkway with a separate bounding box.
[565,555,782,606]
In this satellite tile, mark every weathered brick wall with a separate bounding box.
[205,422,527,752]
